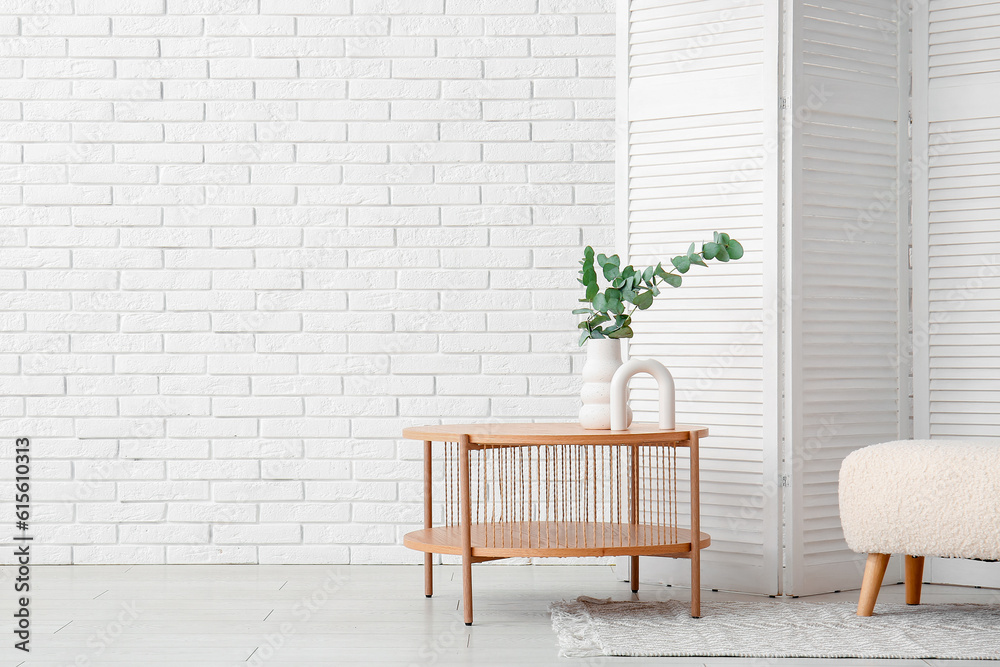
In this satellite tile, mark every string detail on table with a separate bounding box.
[438,443,684,551]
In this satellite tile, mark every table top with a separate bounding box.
[402,422,708,445]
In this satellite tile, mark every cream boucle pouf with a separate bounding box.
[839,440,1000,560]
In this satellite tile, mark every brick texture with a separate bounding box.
[0,0,614,564]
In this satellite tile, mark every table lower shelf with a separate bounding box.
[404,521,711,558]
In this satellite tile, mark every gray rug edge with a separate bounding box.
[549,597,1000,660]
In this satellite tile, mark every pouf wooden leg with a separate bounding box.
[857,553,890,616]
[905,555,924,605]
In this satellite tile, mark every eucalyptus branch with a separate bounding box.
[575,232,745,346]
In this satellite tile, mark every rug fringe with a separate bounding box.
[548,599,604,658]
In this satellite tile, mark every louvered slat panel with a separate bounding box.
[785,0,905,595]
[910,0,1000,588]
[628,1,765,80]
[619,0,779,595]
[918,1,1000,443]
[929,1,1000,79]
[926,114,1000,437]
[629,105,767,587]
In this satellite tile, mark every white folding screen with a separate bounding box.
[617,0,782,595]
[912,0,1000,588]
[618,0,907,595]
[784,0,909,596]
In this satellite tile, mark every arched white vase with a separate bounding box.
[579,338,632,430]
[610,359,676,431]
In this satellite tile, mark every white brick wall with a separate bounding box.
[0,0,614,564]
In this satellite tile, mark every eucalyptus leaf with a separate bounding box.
[662,273,682,288]
[603,263,620,281]
[727,239,744,259]
[634,291,654,310]
[608,326,633,339]
[671,256,691,274]
[716,246,730,262]
[586,282,599,301]
[703,242,721,260]
[592,292,607,311]
[572,308,592,315]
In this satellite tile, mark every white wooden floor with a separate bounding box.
[1,563,997,666]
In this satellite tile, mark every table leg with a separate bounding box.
[459,435,474,625]
[630,445,639,593]
[690,434,701,618]
[424,440,433,598]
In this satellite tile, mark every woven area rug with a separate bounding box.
[549,596,1000,659]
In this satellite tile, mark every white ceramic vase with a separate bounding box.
[579,338,633,430]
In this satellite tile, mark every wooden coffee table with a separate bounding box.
[401,422,710,625]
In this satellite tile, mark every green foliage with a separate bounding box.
[576,232,745,345]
